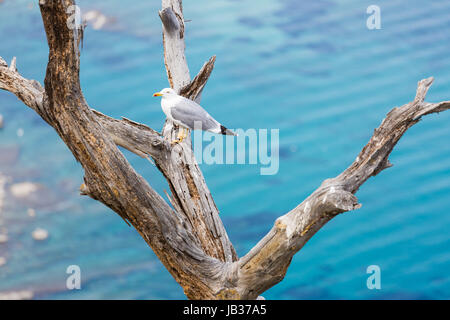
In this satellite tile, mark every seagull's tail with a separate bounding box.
[220,125,238,136]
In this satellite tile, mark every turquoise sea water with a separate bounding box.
[0,0,449,299]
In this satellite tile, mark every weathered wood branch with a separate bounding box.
[0,0,236,299]
[180,56,216,104]
[159,2,189,91]
[225,77,450,299]
[92,110,168,160]
[2,0,229,300]
[158,1,237,263]
[0,56,44,114]
[1,0,449,300]
[2,3,236,267]
[0,56,209,163]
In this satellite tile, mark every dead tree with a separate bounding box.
[0,0,449,300]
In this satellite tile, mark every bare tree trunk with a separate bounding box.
[1,0,449,300]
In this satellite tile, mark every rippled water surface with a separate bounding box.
[0,0,449,299]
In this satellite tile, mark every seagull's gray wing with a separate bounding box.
[170,97,220,132]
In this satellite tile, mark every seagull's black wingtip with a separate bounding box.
[220,125,237,136]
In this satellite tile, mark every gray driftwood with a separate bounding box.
[1,0,449,300]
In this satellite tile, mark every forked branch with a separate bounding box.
[226,77,450,299]
[0,0,449,300]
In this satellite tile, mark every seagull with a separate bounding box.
[153,88,237,144]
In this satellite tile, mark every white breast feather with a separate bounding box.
[161,96,184,126]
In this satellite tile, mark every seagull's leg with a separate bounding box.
[171,127,184,145]
[178,127,187,143]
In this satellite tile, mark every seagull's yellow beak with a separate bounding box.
[153,92,163,97]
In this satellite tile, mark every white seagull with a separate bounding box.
[153,88,237,144]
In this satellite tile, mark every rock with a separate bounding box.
[83,10,118,31]
[32,228,48,241]
[0,233,8,244]
[83,10,108,30]
[0,257,6,267]
[10,182,39,198]
[0,145,20,166]
[27,208,36,217]
[16,128,24,137]
[0,174,6,214]
[0,290,34,300]
[9,182,60,209]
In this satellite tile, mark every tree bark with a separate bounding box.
[0,0,449,300]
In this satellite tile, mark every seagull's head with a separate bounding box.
[153,88,177,98]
